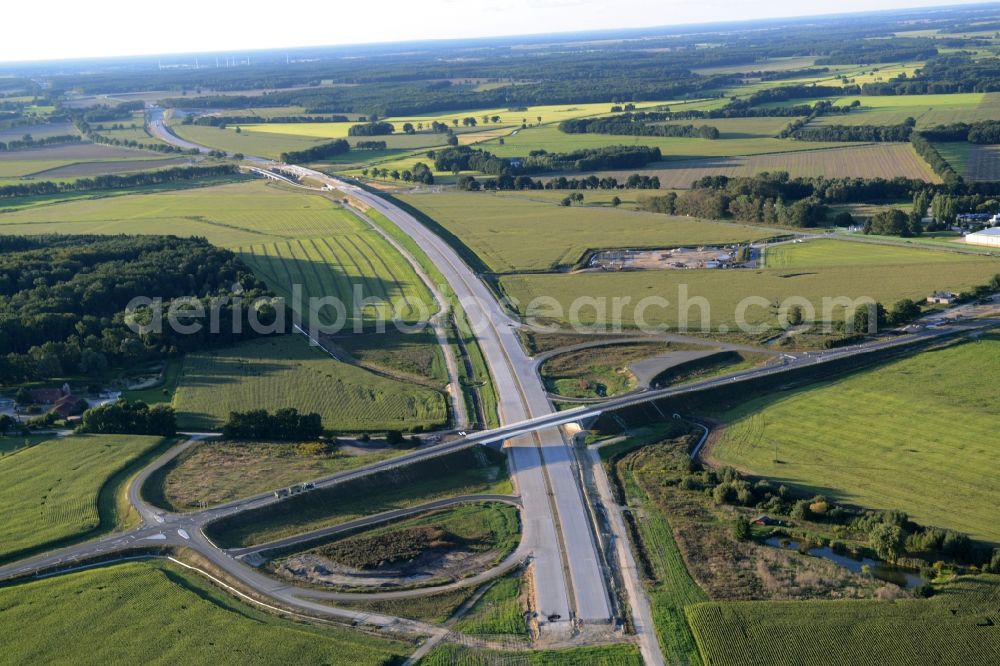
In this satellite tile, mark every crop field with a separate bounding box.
[0,561,409,664]
[419,643,643,666]
[762,238,966,268]
[0,434,165,562]
[238,232,435,327]
[170,122,328,159]
[205,447,512,548]
[171,335,447,432]
[686,575,1000,666]
[397,192,776,272]
[155,440,399,511]
[809,92,1000,127]
[0,121,78,141]
[0,181,359,247]
[452,571,527,635]
[710,333,1000,543]
[580,144,940,190]
[0,142,177,177]
[483,123,857,160]
[936,141,1000,181]
[302,502,519,570]
[499,251,1000,331]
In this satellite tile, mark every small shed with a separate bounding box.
[927,291,957,305]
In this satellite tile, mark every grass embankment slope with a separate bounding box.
[397,192,776,273]
[711,332,1000,543]
[172,335,447,432]
[502,239,1000,330]
[0,434,166,562]
[205,447,512,548]
[0,561,409,665]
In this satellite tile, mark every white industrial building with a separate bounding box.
[966,227,1000,248]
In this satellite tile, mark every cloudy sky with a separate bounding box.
[0,0,984,62]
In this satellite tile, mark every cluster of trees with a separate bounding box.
[455,172,660,191]
[354,140,387,150]
[0,234,276,383]
[222,408,323,440]
[79,101,143,123]
[814,39,938,65]
[559,114,720,139]
[0,164,239,200]
[279,139,350,163]
[864,207,924,237]
[790,119,915,142]
[926,191,1000,225]
[0,133,81,152]
[690,171,925,204]
[642,189,826,227]
[432,145,661,176]
[347,121,395,136]
[185,114,349,126]
[362,162,433,184]
[79,400,176,436]
[920,120,1000,144]
[860,55,1000,95]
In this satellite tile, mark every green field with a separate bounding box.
[154,440,399,511]
[710,333,1000,543]
[0,181,359,247]
[935,141,1000,182]
[397,192,776,272]
[0,434,165,562]
[809,92,1000,127]
[205,447,512,548]
[687,575,1000,666]
[0,142,179,178]
[172,335,447,432]
[584,143,939,190]
[500,243,1000,330]
[238,232,435,327]
[334,329,448,385]
[762,238,967,268]
[541,341,688,398]
[170,122,328,160]
[452,571,527,635]
[0,561,409,664]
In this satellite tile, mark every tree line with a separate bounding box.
[0,134,81,152]
[222,408,323,440]
[919,120,1000,144]
[79,400,176,436]
[789,119,915,142]
[279,139,350,163]
[559,114,720,139]
[455,172,660,191]
[432,145,661,176]
[347,121,395,136]
[0,234,279,383]
[362,162,434,184]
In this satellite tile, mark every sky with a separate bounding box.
[0,0,987,63]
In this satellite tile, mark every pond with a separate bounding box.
[765,536,924,589]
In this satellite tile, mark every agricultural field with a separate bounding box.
[171,334,447,432]
[169,122,328,160]
[0,142,179,178]
[397,191,777,272]
[935,141,1000,182]
[0,121,78,141]
[0,561,410,664]
[810,92,1000,127]
[0,434,166,562]
[205,447,512,548]
[482,123,858,160]
[710,332,1000,543]
[580,143,940,190]
[152,439,399,511]
[0,180,356,247]
[687,575,1000,666]
[500,244,1000,331]
[762,238,967,268]
[238,232,435,328]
